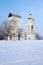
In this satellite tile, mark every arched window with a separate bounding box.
[31,25,33,30]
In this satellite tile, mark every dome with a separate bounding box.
[8,12,13,18]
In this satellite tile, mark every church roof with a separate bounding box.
[8,12,21,18]
[28,14,32,19]
[8,13,12,17]
[28,14,34,21]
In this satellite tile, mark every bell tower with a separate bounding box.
[27,14,34,33]
[27,14,35,40]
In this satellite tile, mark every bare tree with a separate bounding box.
[17,28,23,40]
[2,18,18,39]
[0,24,6,40]
[3,20,12,39]
[35,33,42,40]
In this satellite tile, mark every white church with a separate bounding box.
[26,14,36,40]
[5,13,36,40]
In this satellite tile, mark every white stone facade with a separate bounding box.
[26,14,36,40]
[6,13,23,40]
[5,13,36,40]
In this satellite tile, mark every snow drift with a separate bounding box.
[0,40,43,65]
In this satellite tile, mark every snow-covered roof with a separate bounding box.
[8,12,21,18]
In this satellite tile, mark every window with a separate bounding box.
[31,25,33,30]
[25,38,27,40]
[28,38,30,40]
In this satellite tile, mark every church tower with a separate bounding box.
[27,14,36,40]
[7,12,22,40]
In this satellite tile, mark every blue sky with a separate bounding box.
[0,0,43,35]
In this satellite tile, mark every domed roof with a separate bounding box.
[27,14,35,25]
[28,14,34,21]
[28,14,32,19]
[8,12,21,18]
[8,12,13,18]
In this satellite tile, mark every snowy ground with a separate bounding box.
[0,40,43,65]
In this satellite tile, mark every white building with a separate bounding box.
[5,13,36,40]
[26,14,36,40]
[6,13,23,40]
